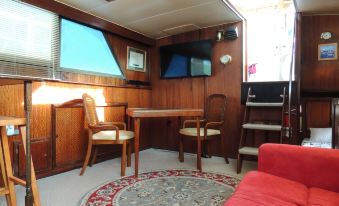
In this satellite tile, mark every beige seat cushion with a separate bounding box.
[179,128,220,137]
[92,130,134,140]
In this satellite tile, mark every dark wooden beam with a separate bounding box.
[23,0,156,46]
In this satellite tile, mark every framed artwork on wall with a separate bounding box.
[127,46,146,72]
[318,43,337,61]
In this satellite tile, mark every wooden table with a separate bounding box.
[127,108,204,177]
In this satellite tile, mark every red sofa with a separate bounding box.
[224,144,339,206]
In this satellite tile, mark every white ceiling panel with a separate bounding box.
[295,0,339,13]
[55,0,106,12]
[128,1,240,38]
[163,24,201,36]
[90,0,216,24]
[54,0,242,38]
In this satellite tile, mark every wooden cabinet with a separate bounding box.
[13,138,51,177]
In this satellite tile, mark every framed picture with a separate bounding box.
[318,43,337,61]
[127,46,146,72]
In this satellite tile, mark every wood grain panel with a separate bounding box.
[151,22,243,158]
[302,99,332,131]
[106,34,151,83]
[301,15,339,92]
[56,107,85,166]
[16,138,51,177]
[0,80,152,176]
[151,30,205,152]
[203,22,243,158]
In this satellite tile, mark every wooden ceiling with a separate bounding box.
[54,0,241,39]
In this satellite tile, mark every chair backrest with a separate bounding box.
[205,94,227,123]
[82,93,99,127]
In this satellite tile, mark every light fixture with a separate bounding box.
[216,26,238,41]
[220,54,232,64]
[216,30,225,41]
[225,26,238,40]
[320,32,332,40]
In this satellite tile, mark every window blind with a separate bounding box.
[0,0,59,79]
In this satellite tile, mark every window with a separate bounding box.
[60,19,123,78]
[229,0,295,82]
[0,0,58,78]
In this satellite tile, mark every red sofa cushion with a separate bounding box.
[308,187,339,206]
[224,192,299,206]
[224,171,308,206]
[259,144,339,193]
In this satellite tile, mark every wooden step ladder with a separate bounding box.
[237,87,287,173]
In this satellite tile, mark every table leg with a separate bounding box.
[196,116,202,171]
[24,81,33,206]
[134,118,140,178]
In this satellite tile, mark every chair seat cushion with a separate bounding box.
[179,128,220,137]
[308,187,339,206]
[225,171,308,206]
[92,130,134,141]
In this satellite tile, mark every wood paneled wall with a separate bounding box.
[299,15,339,140]
[150,22,243,158]
[301,15,339,92]
[0,81,152,175]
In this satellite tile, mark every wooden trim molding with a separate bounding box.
[23,0,155,46]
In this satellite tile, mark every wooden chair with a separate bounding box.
[179,94,229,166]
[79,93,134,176]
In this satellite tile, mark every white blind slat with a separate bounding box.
[0,0,58,78]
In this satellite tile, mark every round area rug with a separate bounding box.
[80,169,240,206]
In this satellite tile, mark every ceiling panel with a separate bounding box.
[90,0,216,25]
[128,1,240,38]
[55,0,106,11]
[163,24,201,36]
[295,0,339,13]
[55,0,242,38]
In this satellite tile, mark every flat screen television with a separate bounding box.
[160,40,212,78]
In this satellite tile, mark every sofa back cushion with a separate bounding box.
[258,144,339,193]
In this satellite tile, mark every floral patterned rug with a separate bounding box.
[80,169,240,206]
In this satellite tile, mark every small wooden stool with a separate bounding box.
[0,116,40,206]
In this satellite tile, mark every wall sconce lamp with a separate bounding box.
[320,32,332,40]
[216,30,225,41]
[216,26,238,41]
[220,54,232,64]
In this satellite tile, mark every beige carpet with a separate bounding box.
[0,149,257,206]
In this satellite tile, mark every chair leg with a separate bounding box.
[127,141,131,167]
[179,135,184,162]
[204,140,212,158]
[121,142,127,176]
[0,138,11,206]
[237,154,243,174]
[1,127,17,206]
[220,135,229,164]
[90,146,98,167]
[80,138,92,176]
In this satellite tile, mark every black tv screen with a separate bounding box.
[160,40,212,78]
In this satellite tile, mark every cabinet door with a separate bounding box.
[55,107,86,167]
[14,138,51,177]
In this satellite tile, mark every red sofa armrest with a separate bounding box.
[258,143,339,193]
